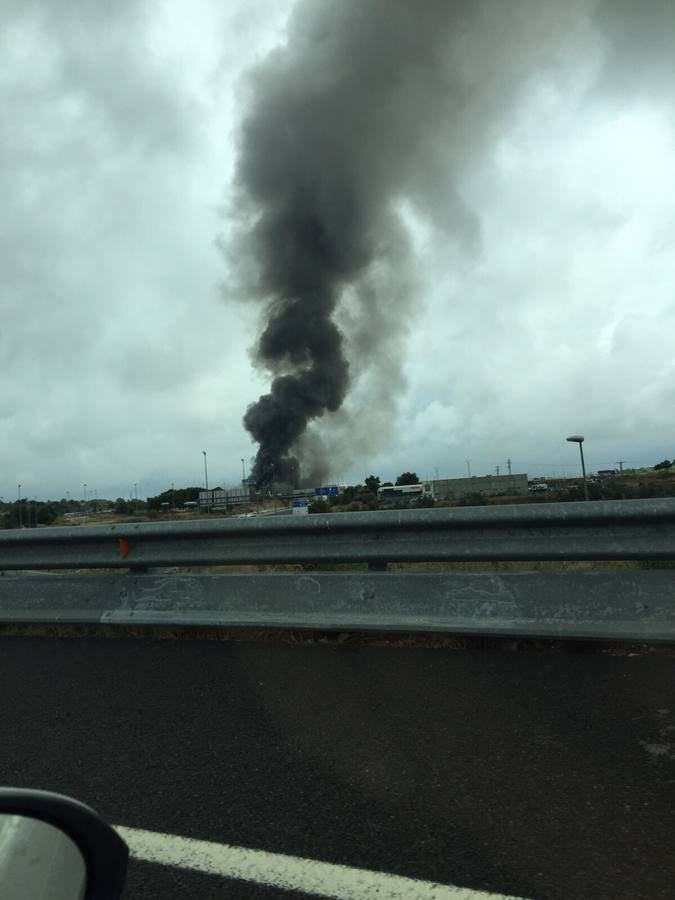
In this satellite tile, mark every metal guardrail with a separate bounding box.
[1,498,674,640]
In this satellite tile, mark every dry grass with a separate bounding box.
[0,623,672,656]
[31,559,675,577]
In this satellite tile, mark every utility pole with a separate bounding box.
[495,466,500,476]
[466,459,471,478]
[616,460,625,474]
[18,484,22,528]
[507,459,512,476]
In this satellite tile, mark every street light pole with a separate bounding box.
[202,451,209,512]
[241,457,253,512]
[566,436,589,501]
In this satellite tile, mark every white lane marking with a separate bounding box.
[115,825,527,900]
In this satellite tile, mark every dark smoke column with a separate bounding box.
[230,0,649,488]
[241,210,358,486]
[234,0,473,487]
[237,0,377,488]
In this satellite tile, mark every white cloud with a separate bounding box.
[393,79,675,482]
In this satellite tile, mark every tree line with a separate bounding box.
[0,497,116,529]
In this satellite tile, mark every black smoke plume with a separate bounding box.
[233,0,651,487]
[235,0,481,486]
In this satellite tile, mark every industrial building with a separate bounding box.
[429,473,528,500]
[198,487,250,510]
[194,474,529,511]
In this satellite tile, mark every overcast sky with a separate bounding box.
[2,0,674,502]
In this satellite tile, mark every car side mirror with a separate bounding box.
[0,788,128,900]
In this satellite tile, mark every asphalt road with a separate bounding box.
[0,634,674,899]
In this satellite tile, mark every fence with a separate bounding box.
[1,498,674,640]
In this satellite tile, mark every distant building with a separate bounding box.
[430,473,528,500]
[198,487,250,510]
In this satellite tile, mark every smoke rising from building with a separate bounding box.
[231,0,665,486]
[233,0,476,484]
